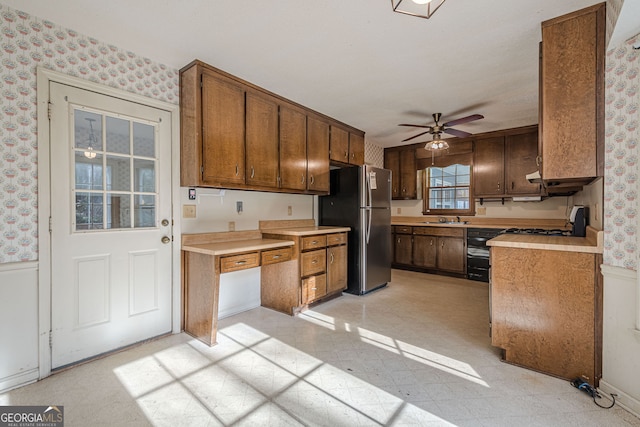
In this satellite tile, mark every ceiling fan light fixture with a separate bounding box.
[391,0,446,19]
[424,136,449,151]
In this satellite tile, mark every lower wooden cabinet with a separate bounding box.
[392,226,466,277]
[261,230,348,313]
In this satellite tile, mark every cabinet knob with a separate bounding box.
[330,252,334,264]
[235,164,239,176]
[344,151,348,159]
[497,181,500,190]
[310,175,315,185]
[312,259,318,264]
[301,174,305,184]
[251,166,255,179]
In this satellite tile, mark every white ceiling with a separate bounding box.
[4,0,639,148]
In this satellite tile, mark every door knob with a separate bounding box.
[161,219,169,227]
[161,236,171,244]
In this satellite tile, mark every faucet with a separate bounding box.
[456,216,461,223]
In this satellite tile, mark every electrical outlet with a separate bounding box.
[236,201,243,214]
[477,206,487,215]
[228,221,235,231]
[397,208,402,214]
[183,204,196,218]
[288,206,292,216]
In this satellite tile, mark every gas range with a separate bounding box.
[500,228,572,237]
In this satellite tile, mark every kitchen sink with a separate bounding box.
[423,221,469,224]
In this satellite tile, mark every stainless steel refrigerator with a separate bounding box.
[319,165,392,295]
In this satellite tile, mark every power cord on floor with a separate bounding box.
[571,378,617,409]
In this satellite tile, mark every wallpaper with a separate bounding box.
[365,139,384,168]
[0,4,179,263]
[603,34,640,270]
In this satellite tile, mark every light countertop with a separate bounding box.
[182,238,294,256]
[262,226,350,236]
[487,230,603,254]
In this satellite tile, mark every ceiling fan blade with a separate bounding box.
[402,130,431,142]
[443,114,484,127]
[398,124,433,129]
[443,128,472,138]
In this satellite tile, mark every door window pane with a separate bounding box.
[134,195,155,228]
[106,116,130,154]
[134,159,155,192]
[75,153,103,190]
[74,110,102,152]
[133,122,155,157]
[107,193,131,229]
[106,155,131,192]
[76,192,103,230]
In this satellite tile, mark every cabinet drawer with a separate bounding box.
[301,235,327,251]
[261,247,293,265]
[414,227,463,238]
[302,273,327,304]
[394,226,412,234]
[220,252,260,273]
[301,249,326,276]
[326,232,347,246]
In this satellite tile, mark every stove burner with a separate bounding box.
[501,228,572,236]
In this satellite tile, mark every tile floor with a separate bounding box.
[2,269,639,426]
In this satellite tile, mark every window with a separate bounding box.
[422,154,474,215]
[73,108,157,231]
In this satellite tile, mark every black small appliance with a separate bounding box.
[570,206,589,237]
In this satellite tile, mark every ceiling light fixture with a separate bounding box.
[84,117,98,159]
[424,133,449,165]
[424,134,449,151]
[391,0,447,19]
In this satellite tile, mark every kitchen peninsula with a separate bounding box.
[488,226,603,385]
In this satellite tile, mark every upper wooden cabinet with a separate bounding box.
[246,91,279,188]
[540,3,605,184]
[473,126,542,199]
[198,71,245,187]
[307,116,330,193]
[330,125,365,166]
[384,147,417,200]
[474,136,505,197]
[279,103,308,191]
[180,60,364,194]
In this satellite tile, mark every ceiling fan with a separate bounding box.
[398,112,484,143]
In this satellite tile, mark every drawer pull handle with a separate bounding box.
[235,260,247,265]
[311,240,318,244]
[311,287,317,291]
[273,255,282,259]
[312,260,318,264]
[330,253,334,263]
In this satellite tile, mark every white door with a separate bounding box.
[49,82,172,369]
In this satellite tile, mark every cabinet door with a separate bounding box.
[201,72,245,186]
[394,234,413,265]
[307,116,330,193]
[330,125,349,163]
[474,136,505,197]
[279,104,307,191]
[349,133,365,165]
[541,4,604,180]
[246,91,279,187]
[327,245,348,294]
[400,149,417,199]
[412,235,436,268]
[437,237,465,273]
[384,150,401,199]
[506,131,542,195]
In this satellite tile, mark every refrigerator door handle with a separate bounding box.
[366,170,373,208]
[365,207,372,244]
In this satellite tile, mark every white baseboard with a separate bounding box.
[0,368,39,393]
[599,380,640,418]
